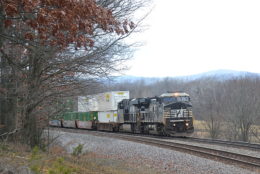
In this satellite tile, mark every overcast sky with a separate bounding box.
[124,0,260,77]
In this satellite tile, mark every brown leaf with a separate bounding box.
[4,20,12,27]
[24,33,34,40]
[5,3,18,16]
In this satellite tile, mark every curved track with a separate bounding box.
[49,127,260,172]
[176,137,260,151]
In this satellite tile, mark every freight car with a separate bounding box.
[49,112,97,129]
[49,91,194,136]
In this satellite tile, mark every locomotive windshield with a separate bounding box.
[177,96,190,102]
[162,96,190,104]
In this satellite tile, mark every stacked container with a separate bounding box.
[97,111,118,123]
[78,91,130,123]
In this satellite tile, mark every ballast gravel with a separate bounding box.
[47,130,258,174]
[164,139,260,158]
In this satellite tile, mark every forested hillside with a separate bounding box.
[106,74,260,142]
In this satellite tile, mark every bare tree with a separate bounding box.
[190,78,224,139]
[0,0,150,146]
[223,76,260,142]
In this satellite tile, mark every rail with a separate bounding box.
[49,127,260,172]
[183,137,260,151]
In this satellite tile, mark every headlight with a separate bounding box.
[185,122,189,127]
[173,123,176,127]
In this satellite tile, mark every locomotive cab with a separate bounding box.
[160,92,194,136]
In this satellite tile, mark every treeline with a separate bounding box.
[107,75,260,142]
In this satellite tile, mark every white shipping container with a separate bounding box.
[78,96,98,112]
[98,111,118,123]
[78,91,129,112]
[97,91,129,111]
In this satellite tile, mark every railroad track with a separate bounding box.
[115,132,260,151]
[100,130,260,151]
[48,126,260,151]
[48,127,260,171]
[181,137,260,151]
[94,132,260,171]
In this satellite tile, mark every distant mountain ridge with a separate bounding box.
[114,69,260,83]
[175,69,260,80]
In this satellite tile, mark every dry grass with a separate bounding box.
[192,120,209,138]
[193,120,260,143]
[0,143,160,174]
[193,120,207,131]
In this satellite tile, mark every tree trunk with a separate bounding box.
[23,110,42,147]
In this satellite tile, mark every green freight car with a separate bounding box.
[76,112,98,129]
[56,112,98,129]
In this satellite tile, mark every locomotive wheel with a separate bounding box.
[141,124,149,134]
[140,124,145,134]
[131,124,136,133]
[156,124,167,136]
[113,126,119,132]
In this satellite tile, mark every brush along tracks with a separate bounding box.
[48,127,260,172]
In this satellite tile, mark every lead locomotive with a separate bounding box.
[118,92,194,136]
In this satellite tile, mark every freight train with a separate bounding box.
[49,91,194,136]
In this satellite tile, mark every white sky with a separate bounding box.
[125,0,260,77]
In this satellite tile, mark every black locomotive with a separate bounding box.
[118,92,194,136]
